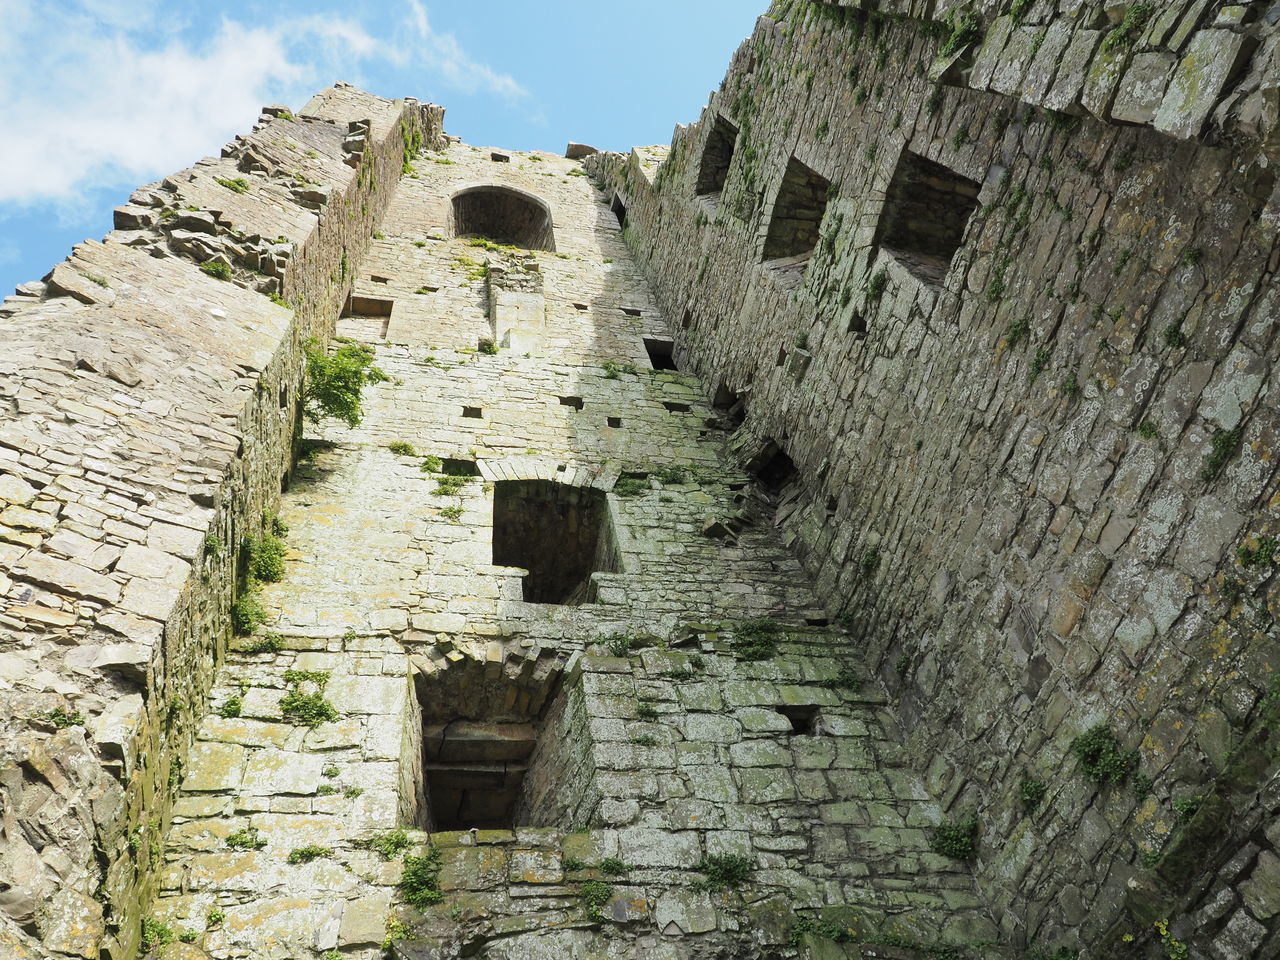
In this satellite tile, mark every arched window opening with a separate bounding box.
[451,185,556,251]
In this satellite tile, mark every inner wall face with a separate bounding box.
[491,480,618,604]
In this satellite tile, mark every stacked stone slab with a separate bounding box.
[589,2,1280,958]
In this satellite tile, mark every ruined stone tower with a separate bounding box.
[2,2,1279,959]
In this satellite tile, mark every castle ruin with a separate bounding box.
[2,3,1279,959]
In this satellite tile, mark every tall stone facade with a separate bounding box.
[1,3,1278,960]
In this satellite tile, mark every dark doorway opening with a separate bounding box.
[492,480,620,604]
[751,443,798,495]
[776,704,819,734]
[611,194,627,228]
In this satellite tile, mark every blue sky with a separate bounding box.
[0,0,762,294]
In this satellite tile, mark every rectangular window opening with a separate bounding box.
[559,396,585,410]
[662,401,691,413]
[644,338,678,371]
[491,479,620,605]
[696,115,739,199]
[621,307,642,317]
[607,417,622,428]
[462,406,483,419]
[415,660,591,832]
[763,157,831,273]
[342,295,395,317]
[875,149,981,286]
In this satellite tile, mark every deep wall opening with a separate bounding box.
[644,337,678,370]
[416,656,572,831]
[696,115,739,202]
[874,150,980,285]
[611,194,628,228]
[763,156,830,268]
[491,480,620,604]
[451,185,556,251]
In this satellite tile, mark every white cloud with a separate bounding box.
[402,0,528,100]
[0,1,527,209]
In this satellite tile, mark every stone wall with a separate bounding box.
[0,87,442,959]
[589,2,1280,957]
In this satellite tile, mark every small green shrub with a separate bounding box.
[420,455,443,473]
[478,338,499,355]
[601,632,640,658]
[1201,426,1243,482]
[302,340,388,429]
[226,826,267,850]
[613,476,650,497]
[231,593,268,636]
[287,844,332,864]
[820,665,862,691]
[867,268,888,300]
[1070,725,1136,784]
[358,828,411,860]
[1020,776,1047,812]
[203,533,222,557]
[1162,322,1187,349]
[247,533,286,582]
[631,735,659,746]
[205,909,225,929]
[653,466,691,485]
[1102,3,1154,51]
[344,786,364,799]
[140,918,176,950]
[47,707,85,728]
[939,12,981,57]
[1137,420,1160,441]
[636,702,660,720]
[563,856,586,871]
[388,441,417,456]
[929,814,978,859]
[316,784,338,796]
[244,633,284,654]
[599,857,629,876]
[200,260,232,281]
[579,880,613,919]
[731,620,782,661]
[215,176,250,194]
[691,853,754,891]
[1237,536,1277,568]
[219,696,242,719]
[1173,796,1203,821]
[439,506,463,521]
[435,475,470,495]
[280,689,338,727]
[400,847,444,906]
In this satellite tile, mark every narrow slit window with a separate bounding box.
[874,150,981,286]
[611,194,627,228]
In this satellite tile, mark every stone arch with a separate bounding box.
[450,184,556,251]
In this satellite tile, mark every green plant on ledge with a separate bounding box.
[280,671,338,727]
[287,844,332,864]
[579,880,613,919]
[399,847,444,906]
[691,853,754,891]
[200,260,232,281]
[226,826,267,850]
[1020,776,1047,812]
[357,828,411,860]
[929,814,978,860]
[1070,725,1136,784]
[730,619,782,661]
